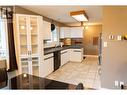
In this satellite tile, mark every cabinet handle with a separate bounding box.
[28,51,29,55]
[28,51,32,55]
[29,51,32,55]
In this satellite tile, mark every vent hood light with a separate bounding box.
[70,10,88,22]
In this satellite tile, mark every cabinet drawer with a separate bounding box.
[44,53,53,59]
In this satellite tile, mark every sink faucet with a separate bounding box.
[54,44,57,48]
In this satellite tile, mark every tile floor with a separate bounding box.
[47,57,101,89]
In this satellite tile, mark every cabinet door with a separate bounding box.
[29,17,38,56]
[20,58,30,74]
[32,57,39,76]
[69,49,73,61]
[43,21,51,39]
[60,27,71,38]
[65,50,69,63]
[60,27,65,38]
[18,16,29,57]
[70,49,83,62]
[44,58,53,77]
[73,50,82,62]
[67,49,70,62]
[61,53,64,66]
[61,50,68,66]
[44,54,54,77]
[64,27,71,38]
[70,27,83,38]
[44,59,50,77]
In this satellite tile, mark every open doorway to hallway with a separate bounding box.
[83,24,102,65]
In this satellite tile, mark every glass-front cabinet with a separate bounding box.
[13,14,43,77]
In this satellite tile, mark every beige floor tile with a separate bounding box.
[47,56,101,89]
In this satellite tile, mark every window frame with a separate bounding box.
[0,14,9,69]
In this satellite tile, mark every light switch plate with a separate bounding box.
[109,35,114,40]
[104,42,107,47]
[115,81,119,87]
[117,35,122,40]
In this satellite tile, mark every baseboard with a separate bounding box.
[84,55,99,57]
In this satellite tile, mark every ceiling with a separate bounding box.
[21,6,103,25]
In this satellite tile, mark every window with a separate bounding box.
[0,16,8,58]
[51,26,59,42]
[46,26,59,43]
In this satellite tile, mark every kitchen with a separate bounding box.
[0,6,102,89]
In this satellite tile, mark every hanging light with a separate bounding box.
[70,10,89,22]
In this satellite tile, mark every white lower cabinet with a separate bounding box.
[66,49,70,62]
[42,48,83,77]
[61,49,69,66]
[69,48,83,62]
[43,53,54,77]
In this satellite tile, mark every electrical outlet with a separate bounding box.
[115,81,119,87]
[120,81,124,86]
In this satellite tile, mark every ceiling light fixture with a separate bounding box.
[70,10,89,22]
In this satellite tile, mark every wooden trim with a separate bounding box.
[70,10,89,20]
